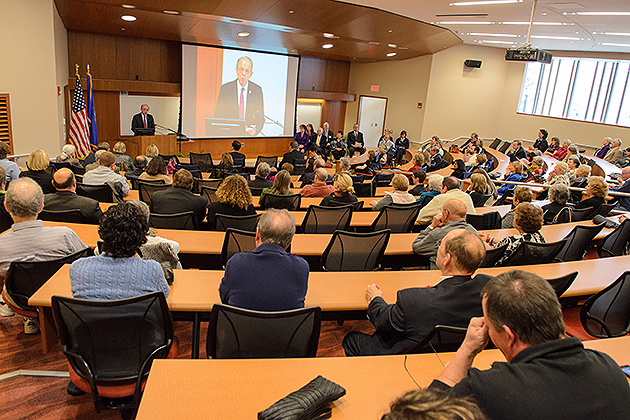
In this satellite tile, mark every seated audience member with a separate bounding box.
[44,168,103,224]
[229,140,246,165]
[249,162,273,189]
[575,176,607,211]
[371,173,416,211]
[355,150,381,176]
[429,269,630,420]
[329,131,347,161]
[427,147,446,172]
[219,209,308,311]
[468,153,487,174]
[542,183,570,224]
[595,136,612,159]
[343,229,489,356]
[312,127,328,157]
[566,156,580,179]
[149,169,208,226]
[564,145,581,163]
[84,149,105,172]
[127,200,180,258]
[125,155,148,179]
[70,202,170,299]
[497,161,522,195]
[294,124,310,153]
[83,142,110,168]
[459,133,478,151]
[216,152,235,177]
[278,141,304,168]
[413,199,478,269]
[269,163,294,184]
[55,144,83,173]
[616,147,630,168]
[473,168,498,202]
[529,129,549,154]
[260,169,294,203]
[338,157,351,174]
[113,141,134,172]
[19,149,55,194]
[450,159,466,179]
[543,136,561,157]
[417,174,444,204]
[145,144,159,163]
[501,186,532,228]
[0,178,87,333]
[393,130,410,167]
[545,162,570,186]
[551,139,571,161]
[82,151,131,196]
[483,203,545,266]
[604,138,623,164]
[610,167,630,211]
[139,156,173,184]
[417,176,476,224]
[570,164,590,187]
[382,388,487,420]
[467,173,487,207]
[0,167,12,234]
[300,158,331,186]
[463,144,479,166]
[0,142,19,182]
[507,140,526,162]
[301,168,335,198]
[408,154,427,172]
[320,173,358,207]
[528,156,544,176]
[206,174,256,230]
[409,169,427,196]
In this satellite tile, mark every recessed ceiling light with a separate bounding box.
[163,10,179,15]
[541,12,547,15]
[604,32,630,37]
[500,21,567,25]
[438,21,493,24]
[388,29,393,33]
[575,11,630,16]
[230,19,242,23]
[122,4,135,9]
[322,44,333,49]
[324,33,335,38]
[288,10,294,14]
[387,52,397,57]
[398,46,408,50]
[121,15,136,21]
[121,28,125,31]
[531,35,580,40]
[450,0,522,5]
[479,40,516,44]
[369,41,380,45]
[238,32,250,37]
[469,32,518,37]
[388,43,397,48]
[601,42,630,47]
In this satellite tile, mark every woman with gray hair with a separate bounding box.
[542,183,570,224]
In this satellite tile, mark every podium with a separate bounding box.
[121,134,178,157]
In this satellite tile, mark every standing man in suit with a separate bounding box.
[214,56,265,136]
[131,104,155,136]
[322,122,334,144]
[347,124,365,156]
[342,229,490,356]
[44,168,103,224]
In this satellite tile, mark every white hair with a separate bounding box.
[427,174,444,191]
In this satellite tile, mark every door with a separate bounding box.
[358,96,387,147]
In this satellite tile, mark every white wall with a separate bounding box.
[53,3,69,152]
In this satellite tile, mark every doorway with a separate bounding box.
[358,96,387,147]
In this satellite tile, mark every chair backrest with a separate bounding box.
[39,209,94,224]
[555,223,605,262]
[51,161,71,172]
[130,177,163,190]
[598,219,630,258]
[220,228,257,268]
[5,247,93,310]
[232,156,246,168]
[500,239,568,267]
[158,154,179,164]
[493,191,511,206]
[580,271,630,338]
[255,156,278,170]
[466,211,501,230]
[301,205,353,234]
[350,174,364,184]
[353,182,372,197]
[260,193,301,210]
[372,173,394,188]
[198,178,222,189]
[370,202,421,233]
[555,206,593,223]
[419,193,435,208]
[326,199,364,211]
[489,138,502,149]
[138,181,172,204]
[77,183,123,203]
[175,163,201,179]
[545,271,579,298]
[498,141,511,153]
[406,325,468,354]
[479,243,508,268]
[594,203,615,218]
[321,229,391,271]
[149,211,196,230]
[189,152,213,172]
[200,186,219,205]
[249,187,264,196]
[216,213,261,232]
[52,292,174,411]
[206,304,321,359]
[292,158,307,175]
[478,193,493,206]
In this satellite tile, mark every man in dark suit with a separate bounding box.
[279,141,304,168]
[131,104,155,136]
[248,162,273,190]
[44,168,103,224]
[312,127,329,157]
[342,229,490,356]
[322,121,334,145]
[507,140,527,162]
[214,56,264,136]
[427,147,447,172]
[229,140,246,167]
[347,124,365,156]
[149,169,208,227]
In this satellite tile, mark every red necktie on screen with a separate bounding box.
[143,115,147,128]
[239,88,245,119]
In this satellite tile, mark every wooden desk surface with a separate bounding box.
[134,337,630,420]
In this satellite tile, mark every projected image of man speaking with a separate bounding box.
[214,56,265,136]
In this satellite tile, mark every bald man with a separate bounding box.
[300,168,335,197]
[44,168,103,224]
[412,198,478,269]
[343,230,490,356]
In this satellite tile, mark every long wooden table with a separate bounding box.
[134,336,630,419]
[29,255,630,357]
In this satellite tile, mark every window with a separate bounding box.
[518,57,630,128]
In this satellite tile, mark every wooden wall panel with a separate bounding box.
[94,91,121,142]
[324,60,351,93]
[321,101,347,134]
[298,56,326,92]
[68,32,117,79]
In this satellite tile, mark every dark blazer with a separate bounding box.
[312,134,328,150]
[409,184,427,196]
[575,196,604,211]
[533,138,548,153]
[229,151,246,166]
[219,243,309,311]
[322,129,334,145]
[20,170,56,194]
[279,149,304,168]
[44,191,103,224]
[542,201,566,224]
[346,131,364,149]
[360,274,492,355]
[0,194,13,234]
[206,201,256,230]
[427,154,446,172]
[214,80,264,135]
[131,113,155,136]
[149,188,208,226]
[248,176,272,189]
[508,147,527,162]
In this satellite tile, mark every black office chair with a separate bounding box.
[249,187,264,196]
[200,186,219,206]
[321,229,391,271]
[255,156,278,170]
[175,164,201,179]
[418,194,435,209]
[189,152,213,172]
[292,158,307,175]
[130,177,164,190]
[39,209,95,224]
[216,213,261,232]
[350,174,364,184]
[489,138,502,149]
[493,191,512,206]
[260,193,301,210]
[138,181,172,204]
[554,206,593,223]
[554,223,605,262]
[149,211,196,230]
[546,271,579,298]
[52,292,177,413]
[77,183,124,203]
[301,205,353,234]
[479,243,508,268]
[498,141,511,153]
[593,202,615,218]
[232,156,246,169]
[466,211,502,230]
[324,199,365,211]
[597,219,630,258]
[370,202,421,233]
[50,161,71,172]
[579,271,630,338]
[220,228,257,268]
[406,325,469,354]
[371,173,394,195]
[158,154,179,164]
[206,304,321,359]
[499,239,568,267]
[353,183,372,197]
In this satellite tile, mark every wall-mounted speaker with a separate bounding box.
[464,59,482,68]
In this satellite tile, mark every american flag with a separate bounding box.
[69,72,91,158]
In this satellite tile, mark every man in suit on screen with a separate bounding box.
[131,104,155,136]
[214,56,265,136]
